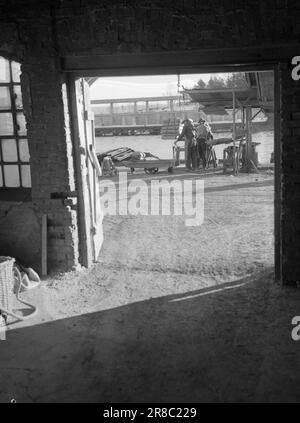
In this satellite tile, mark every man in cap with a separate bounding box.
[196,117,213,169]
[175,119,198,170]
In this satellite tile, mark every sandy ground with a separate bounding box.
[44,169,275,317]
[2,169,300,403]
[96,131,274,163]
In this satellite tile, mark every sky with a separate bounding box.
[90,73,228,100]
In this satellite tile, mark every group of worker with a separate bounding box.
[175,117,214,171]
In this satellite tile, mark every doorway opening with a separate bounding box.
[69,67,277,306]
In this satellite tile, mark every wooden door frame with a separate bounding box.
[66,55,281,282]
[68,75,92,268]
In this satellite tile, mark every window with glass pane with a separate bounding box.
[0,87,11,109]
[0,57,31,190]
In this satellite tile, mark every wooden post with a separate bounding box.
[67,75,91,268]
[170,99,174,112]
[41,213,47,277]
[242,106,245,131]
[133,101,137,125]
[145,101,149,125]
[245,106,252,172]
[232,91,237,174]
[110,102,114,126]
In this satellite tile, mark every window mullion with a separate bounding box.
[0,138,5,187]
[9,61,22,188]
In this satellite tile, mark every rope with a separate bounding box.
[1,266,38,322]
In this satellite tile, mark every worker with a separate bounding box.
[196,118,213,169]
[175,119,198,170]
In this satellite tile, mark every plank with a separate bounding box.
[41,214,47,277]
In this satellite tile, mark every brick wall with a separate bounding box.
[0,36,80,271]
[0,202,41,270]
[280,62,300,283]
[0,0,300,280]
[50,0,299,55]
[22,59,79,272]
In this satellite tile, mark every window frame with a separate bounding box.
[0,58,31,200]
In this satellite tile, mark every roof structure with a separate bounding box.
[183,72,274,115]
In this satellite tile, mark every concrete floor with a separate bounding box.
[1,170,300,403]
[1,273,300,402]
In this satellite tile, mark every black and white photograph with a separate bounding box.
[0,0,300,406]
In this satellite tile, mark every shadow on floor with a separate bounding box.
[103,171,273,196]
[0,270,299,403]
[204,179,273,193]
